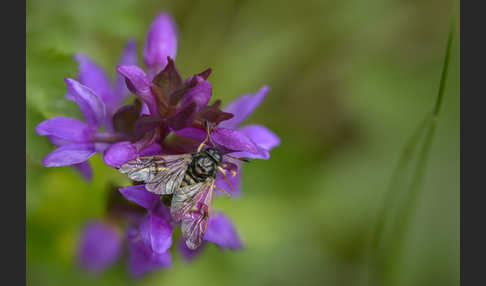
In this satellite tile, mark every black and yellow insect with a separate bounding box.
[118,123,246,249]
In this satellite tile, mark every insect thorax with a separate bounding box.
[183,148,222,185]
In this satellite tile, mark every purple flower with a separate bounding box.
[38,10,280,277]
[127,226,172,276]
[67,40,138,129]
[78,220,123,274]
[106,12,216,167]
[35,41,155,180]
[204,212,243,249]
[119,185,242,264]
[78,185,174,277]
[175,86,280,195]
[36,78,106,178]
[143,12,178,77]
[119,185,174,276]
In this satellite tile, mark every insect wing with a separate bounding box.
[119,154,191,195]
[171,182,206,223]
[144,155,192,195]
[181,203,210,250]
[171,182,214,250]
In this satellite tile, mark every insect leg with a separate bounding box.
[217,167,234,191]
[214,185,232,197]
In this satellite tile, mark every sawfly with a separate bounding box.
[118,122,248,249]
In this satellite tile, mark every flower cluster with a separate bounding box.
[36,12,279,276]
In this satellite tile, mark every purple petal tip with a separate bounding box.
[143,12,178,75]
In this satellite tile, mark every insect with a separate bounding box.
[118,122,247,249]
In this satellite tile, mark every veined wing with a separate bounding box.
[181,203,210,250]
[171,180,215,250]
[170,181,209,223]
[119,154,191,195]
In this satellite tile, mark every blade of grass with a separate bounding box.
[385,14,455,275]
[367,14,456,286]
[370,113,431,253]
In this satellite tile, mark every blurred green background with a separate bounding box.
[26,0,459,285]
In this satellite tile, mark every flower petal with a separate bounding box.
[127,227,172,277]
[65,78,106,127]
[116,65,151,95]
[239,124,280,151]
[140,102,151,115]
[74,161,93,181]
[94,142,111,154]
[153,203,172,225]
[103,141,136,168]
[78,221,122,274]
[174,127,259,154]
[173,127,206,142]
[169,77,212,130]
[205,212,243,249]
[114,39,138,103]
[42,143,95,167]
[220,85,269,129]
[138,142,162,157]
[119,185,160,211]
[143,12,178,76]
[227,147,269,160]
[178,77,212,113]
[195,100,234,126]
[152,57,182,99]
[132,128,160,153]
[118,39,139,67]
[103,141,162,168]
[183,68,212,84]
[47,135,71,147]
[168,102,197,131]
[139,214,173,254]
[117,65,158,116]
[72,54,112,106]
[36,117,92,142]
[225,125,280,160]
[112,100,142,134]
[212,128,260,154]
[133,115,165,138]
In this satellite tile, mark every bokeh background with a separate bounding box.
[26,0,459,285]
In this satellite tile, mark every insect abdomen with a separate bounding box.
[180,172,198,187]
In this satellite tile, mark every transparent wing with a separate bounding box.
[118,154,191,195]
[171,180,215,250]
[181,204,210,250]
[170,182,204,223]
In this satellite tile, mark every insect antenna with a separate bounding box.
[205,120,217,147]
[197,120,216,152]
[225,155,251,163]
